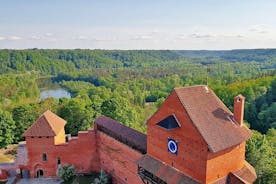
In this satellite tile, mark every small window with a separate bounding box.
[157,115,181,130]
[42,153,47,161]
[57,157,61,165]
[46,136,49,138]
[31,136,34,138]
[38,136,42,138]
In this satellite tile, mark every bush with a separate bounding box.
[91,170,111,184]
[57,164,76,182]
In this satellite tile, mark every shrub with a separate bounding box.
[57,164,76,182]
[91,170,110,184]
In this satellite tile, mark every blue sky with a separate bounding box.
[1,0,276,49]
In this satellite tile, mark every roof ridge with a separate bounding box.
[174,85,207,90]
[43,113,58,136]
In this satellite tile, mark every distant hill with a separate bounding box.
[175,49,276,62]
[1,49,276,75]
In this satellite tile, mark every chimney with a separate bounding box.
[233,94,245,126]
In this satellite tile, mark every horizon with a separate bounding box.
[1,48,276,51]
[1,0,276,50]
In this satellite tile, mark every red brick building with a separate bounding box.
[0,85,257,184]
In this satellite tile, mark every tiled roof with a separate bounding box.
[95,116,147,154]
[23,110,66,137]
[212,161,257,184]
[137,155,200,184]
[174,85,252,152]
[230,161,257,183]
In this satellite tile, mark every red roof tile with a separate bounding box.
[211,161,256,184]
[23,110,66,137]
[137,155,200,184]
[230,161,257,183]
[95,116,147,154]
[174,85,252,152]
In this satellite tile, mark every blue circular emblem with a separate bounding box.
[168,139,177,154]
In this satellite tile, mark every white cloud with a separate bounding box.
[0,36,6,41]
[45,33,53,37]
[131,34,153,40]
[248,25,271,34]
[73,35,89,40]
[189,33,216,39]
[177,34,188,40]
[9,36,22,40]
[93,37,117,42]
[30,35,42,40]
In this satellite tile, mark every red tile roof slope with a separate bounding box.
[95,116,147,153]
[174,85,252,152]
[137,155,200,184]
[23,110,66,137]
[213,161,257,184]
[230,161,257,183]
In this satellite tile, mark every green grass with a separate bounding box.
[0,154,14,163]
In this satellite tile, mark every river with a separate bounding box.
[38,78,71,101]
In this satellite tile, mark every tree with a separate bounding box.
[101,96,139,127]
[246,130,276,184]
[0,110,16,148]
[12,104,37,142]
[57,164,76,182]
[257,102,276,132]
[58,99,94,135]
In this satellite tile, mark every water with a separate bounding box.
[38,78,71,101]
[40,88,71,101]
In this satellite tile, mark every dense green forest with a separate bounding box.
[0,49,276,183]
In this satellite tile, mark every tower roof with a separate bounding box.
[170,85,251,152]
[23,110,66,137]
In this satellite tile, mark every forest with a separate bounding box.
[0,49,276,183]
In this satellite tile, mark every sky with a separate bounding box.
[1,0,276,50]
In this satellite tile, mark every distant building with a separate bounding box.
[0,85,256,184]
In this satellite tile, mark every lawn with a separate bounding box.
[0,145,17,163]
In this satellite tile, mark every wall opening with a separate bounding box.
[57,157,61,165]
[42,153,47,162]
[36,169,44,178]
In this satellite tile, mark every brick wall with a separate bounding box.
[26,129,98,178]
[146,90,249,184]
[25,128,143,184]
[54,129,66,145]
[206,142,246,183]
[96,131,143,184]
[147,91,208,183]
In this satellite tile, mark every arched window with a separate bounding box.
[57,157,61,165]
[42,153,47,162]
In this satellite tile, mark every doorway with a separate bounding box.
[36,169,44,178]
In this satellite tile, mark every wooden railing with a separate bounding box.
[137,166,167,184]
